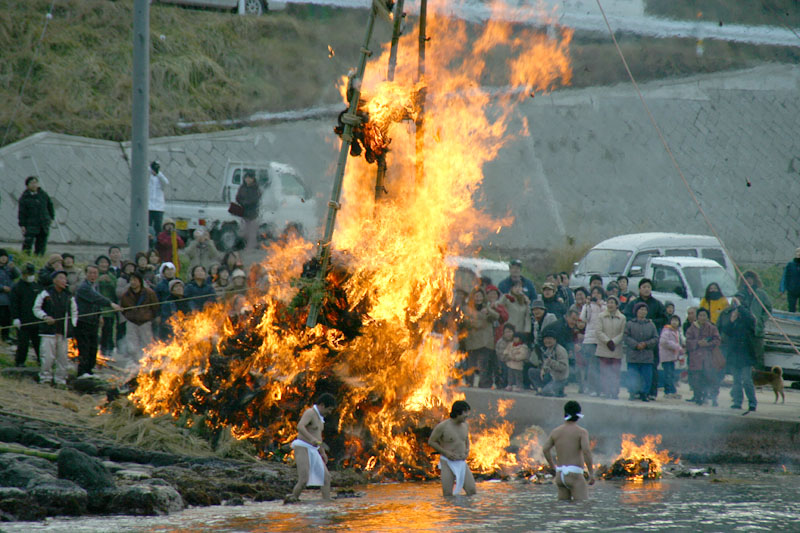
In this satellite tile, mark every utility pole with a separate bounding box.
[130,0,150,257]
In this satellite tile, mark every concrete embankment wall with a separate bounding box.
[463,388,800,465]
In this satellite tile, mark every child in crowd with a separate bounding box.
[503,332,529,392]
[658,315,684,399]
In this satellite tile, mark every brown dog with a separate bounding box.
[751,366,785,404]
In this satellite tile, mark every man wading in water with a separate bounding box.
[542,401,595,501]
[285,393,336,503]
[428,400,477,496]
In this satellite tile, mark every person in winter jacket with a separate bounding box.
[537,331,570,397]
[658,315,684,399]
[119,272,159,366]
[717,298,757,412]
[10,263,41,365]
[738,270,772,367]
[623,302,659,402]
[699,282,729,325]
[624,278,668,400]
[148,161,169,237]
[685,307,723,406]
[594,296,626,399]
[236,170,262,251]
[0,249,19,343]
[498,281,531,342]
[463,288,500,389]
[541,282,567,319]
[38,254,63,290]
[184,228,221,272]
[160,279,192,340]
[495,323,515,390]
[32,271,78,386]
[18,176,55,256]
[95,255,118,357]
[502,331,529,392]
[484,284,509,344]
[75,265,121,376]
[184,265,217,312]
[156,219,185,264]
[780,247,800,312]
[578,286,606,394]
[497,259,537,301]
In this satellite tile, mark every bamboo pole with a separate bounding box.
[307,5,383,327]
[0,444,58,461]
[415,0,428,187]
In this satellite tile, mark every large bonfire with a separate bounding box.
[130,0,573,479]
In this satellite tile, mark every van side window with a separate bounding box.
[232,169,242,185]
[631,250,660,270]
[701,248,727,268]
[665,248,697,257]
[652,266,685,296]
[279,172,306,197]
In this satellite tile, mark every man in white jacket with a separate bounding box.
[148,161,169,237]
[33,271,78,387]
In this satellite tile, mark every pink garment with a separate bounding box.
[658,326,684,363]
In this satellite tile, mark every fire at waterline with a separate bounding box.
[124,0,670,481]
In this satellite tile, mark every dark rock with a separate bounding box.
[105,479,184,516]
[181,487,222,506]
[20,430,62,450]
[0,423,22,443]
[27,478,88,516]
[224,496,245,506]
[98,445,153,464]
[70,441,99,457]
[0,453,57,488]
[0,487,46,521]
[58,447,115,491]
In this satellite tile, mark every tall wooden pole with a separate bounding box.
[415,0,427,187]
[130,0,150,257]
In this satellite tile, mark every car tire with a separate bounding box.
[243,0,265,15]
[216,222,241,252]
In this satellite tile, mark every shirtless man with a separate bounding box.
[285,393,336,503]
[428,400,477,496]
[542,400,595,501]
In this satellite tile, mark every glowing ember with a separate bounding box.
[601,434,676,481]
[129,0,572,479]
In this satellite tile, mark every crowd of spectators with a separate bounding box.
[450,258,778,413]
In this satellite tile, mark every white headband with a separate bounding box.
[565,413,584,421]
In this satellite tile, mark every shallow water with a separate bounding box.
[8,468,800,532]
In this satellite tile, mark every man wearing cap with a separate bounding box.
[119,271,159,367]
[33,271,78,387]
[149,161,169,237]
[543,401,594,501]
[0,249,20,344]
[497,259,537,301]
[38,254,63,290]
[541,282,567,319]
[10,263,41,365]
[18,176,55,256]
[780,248,800,313]
[75,265,122,377]
[156,219,184,264]
[536,330,570,397]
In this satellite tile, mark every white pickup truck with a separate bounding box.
[164,161,318,251]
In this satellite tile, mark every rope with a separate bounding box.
[0,283,259,332]
[1,0,57,147]
[594,0,800,358]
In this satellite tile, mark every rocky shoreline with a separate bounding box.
[0,374,364,523]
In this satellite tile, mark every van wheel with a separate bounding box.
[244,0,265,15]
[216,223,240,252]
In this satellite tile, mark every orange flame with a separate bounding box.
[129,0,572,478]
[603,434,676,480]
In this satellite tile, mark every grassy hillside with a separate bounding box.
[1,0,798,146]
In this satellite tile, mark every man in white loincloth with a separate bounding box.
[285,393,337,503]
[428,400,477,496]
[542,400,595,501]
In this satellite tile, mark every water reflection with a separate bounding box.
[7,472,800,532]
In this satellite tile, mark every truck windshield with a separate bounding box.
[683,267,737,298]
[577,249,631,275]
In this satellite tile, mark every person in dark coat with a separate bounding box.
[717,297,757,412]
[38,254,63,290]
[497,259,537,300]
[184,265,217,312]
[623,302,659,402]
[780,248,800,313]
[624,278,667,399]
[160,279,191,340]
[75,265,122,376]
[18,176,55,256]
[738,270,772,368]
[10,263,41,365]
[0,249,20,343]
[235,170,262,250]
[541,282,567,319]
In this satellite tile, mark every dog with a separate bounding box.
[751,366,785,404]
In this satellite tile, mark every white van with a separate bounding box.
[445,256,510,294]
[570,233,735,292]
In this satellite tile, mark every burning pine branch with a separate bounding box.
[600,434,676,481]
